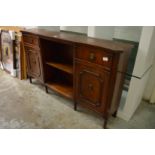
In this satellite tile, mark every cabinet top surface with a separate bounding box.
[21,28,133,53]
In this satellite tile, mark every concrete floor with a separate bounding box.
[0,70,155,129]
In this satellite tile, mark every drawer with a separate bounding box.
[75,46,113,69]
[23,34,39,47]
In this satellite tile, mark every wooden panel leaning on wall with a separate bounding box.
[0,26,27,79]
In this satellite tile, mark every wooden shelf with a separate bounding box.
[46,81,73,99]
[46,62,73,74]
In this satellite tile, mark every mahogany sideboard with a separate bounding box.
[21,29,132,128]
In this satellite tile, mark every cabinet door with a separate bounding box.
[75,62,110,113]
[25,47,43,81]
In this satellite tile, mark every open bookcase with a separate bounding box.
[41,39,74,99]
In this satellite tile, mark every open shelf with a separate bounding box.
[46,81,73,99]
[41,39,74,100]
[46,61,73,74]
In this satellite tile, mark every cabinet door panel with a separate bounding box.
[25,47,43,81]
[75,61,110,113]
[79,70,103,107]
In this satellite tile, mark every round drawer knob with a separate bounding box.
[89,53,96,61]
[102,57,109,62]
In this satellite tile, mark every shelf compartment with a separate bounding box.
[46,61,73,74]
[46,81,73,99]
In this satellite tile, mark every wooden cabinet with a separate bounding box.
[75,61,110,114]
[23,34,44,83]
[25,46,43,81]
[21,29,132,128]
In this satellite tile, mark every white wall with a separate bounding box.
[88,26,115,40]
[87,26,142,41]
[133,27,155,77]
[23,26,60,31]
[38,26,60,31]
[143,58,155,101]
[114,26,142,42]
[60,26,88,34]
[143,27,155,73]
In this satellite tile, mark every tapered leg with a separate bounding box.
[103,117,108,129]
[45,85,48,93]
[74,101,77,111]
[112,111,117,118]
[29,77,32,84]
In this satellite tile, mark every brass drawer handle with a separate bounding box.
[89,53,96,61]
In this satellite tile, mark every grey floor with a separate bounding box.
[0,70,155,129]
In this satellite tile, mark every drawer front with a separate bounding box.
[75,46,113,69]
[23,34,39,47]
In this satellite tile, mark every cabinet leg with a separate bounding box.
[74,102,77,111]
[29,77,32,84]
[45,86,48,93]
[103,117,108,129]
[112,111,117,118]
